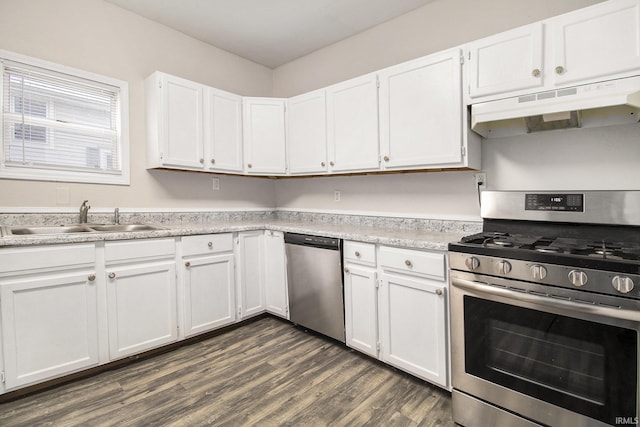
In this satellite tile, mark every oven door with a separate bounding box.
[451,270,639,427]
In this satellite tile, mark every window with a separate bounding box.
[1,50,129,185]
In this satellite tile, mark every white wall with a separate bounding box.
[0,0,276,210]
[271,0,640,220]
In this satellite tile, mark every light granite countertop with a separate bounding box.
[0,218,470,251]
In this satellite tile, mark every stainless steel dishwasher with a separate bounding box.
[284,232,345,343]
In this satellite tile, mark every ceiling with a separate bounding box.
[105,0,437,68]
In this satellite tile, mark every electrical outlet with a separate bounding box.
[474,172,487,186]
[334,190,341,202]
[212,177,220,191]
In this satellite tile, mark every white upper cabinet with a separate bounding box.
[550,0,640,86]
[286,90,328,175]
[205,88,243,173]
[146,72,243,174]
[466,23,544,100]
[147,72,205,169]
[326,73,380,173]
[466,0,640,103]
[379,49,465,169]
[242,98,287,175]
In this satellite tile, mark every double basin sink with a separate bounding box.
[2,223,165,236]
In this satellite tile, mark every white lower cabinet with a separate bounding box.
[105,239,178,360]
[344,264,378,358]
[0,244,99,391]
[181,234,236,337]
[263,231,289,319]
[343,241,450,390]
[235,231,266,319]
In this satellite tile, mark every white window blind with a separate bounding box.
[1,51,129,185]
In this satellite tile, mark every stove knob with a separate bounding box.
[465,256,480,270]
[612,275,635,294]
[568,270,588,287]
[496,260,512,275]
[530,264,547,281]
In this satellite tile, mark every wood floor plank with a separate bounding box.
[0,317,454,426]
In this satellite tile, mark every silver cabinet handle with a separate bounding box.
[208,242,213,248]
[321,161,326,167]
[405,259,412,267]
[344,267,350,273]
[211,159,215,165]
[199,158,204,164]
[531,68,541,77]
[355,251,361,257]
[108,272,116,279]
[185,261,191,268]
[435,289,443,296]
[383,156,390,162]
[555,65,565,74]
[247,163,252,168]
[330,161,335,167]
[88,274,96,282]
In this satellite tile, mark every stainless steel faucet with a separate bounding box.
[79,200,90,224]
[114,207,120,225]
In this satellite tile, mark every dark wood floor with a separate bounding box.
[0,316,454,426]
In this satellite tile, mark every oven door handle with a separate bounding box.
[452,276,640,322]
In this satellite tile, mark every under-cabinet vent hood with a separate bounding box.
[471,75,640,138]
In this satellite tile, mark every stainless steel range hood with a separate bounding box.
[471,75,640,138]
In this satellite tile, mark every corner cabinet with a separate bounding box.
[146,71,243,174]
[379,49,479,170]
[286,90,328,175]
[180,234,236,338]
[263,230,289,318]
[104,239,178,360]
[0,244,99,391]
[242,98,287,175]
[235,231,266,319]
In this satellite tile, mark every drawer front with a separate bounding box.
[344,241,376,266]
[379,246,445,280]
[0,243,95,274]
[105,238,175,262]
[182,233,233,257]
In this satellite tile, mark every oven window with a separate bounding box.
[464,296,637,424]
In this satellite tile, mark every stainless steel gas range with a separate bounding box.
[449,191,640,427]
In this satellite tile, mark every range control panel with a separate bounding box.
[525,193,584,212]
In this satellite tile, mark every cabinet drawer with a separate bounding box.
[0,243,95,274]
[105,238,175,263]
[182,233,233,257]
[344,241,376,266]
[379,246,445,280]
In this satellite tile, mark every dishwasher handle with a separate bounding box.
[284,232,341,250]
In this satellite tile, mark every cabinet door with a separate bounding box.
[344,264,378,358]
[242,98,287,175]
[466,23,544,99]
[287,90,328,175]
[160,73,205,169]
[235,231,265,318]
[106,261,177,360]
[183,254,235,337]
[326,73,380,172]
[264,231,289,319]
[206,88,243,172]
[551,0,640,86]
[0,271,99,390]
[379,49,463,169]
[379,273,448,388]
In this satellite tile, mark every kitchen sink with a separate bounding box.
[7,225,96,235]
[2,223,165,236]
[88,224,165,232]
